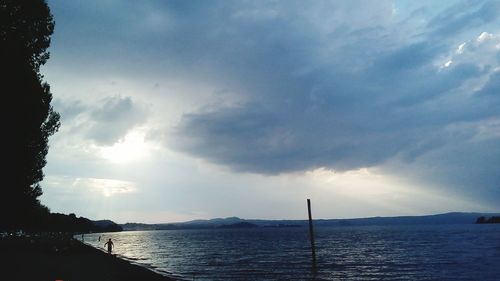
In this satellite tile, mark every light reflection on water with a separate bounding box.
[82,224,500,280]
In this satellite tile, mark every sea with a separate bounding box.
[81,224,500,281]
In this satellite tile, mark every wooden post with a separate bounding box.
[307,199,317,268]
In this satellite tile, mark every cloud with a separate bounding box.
[72,177,136,197]
[86,95,148,145]
[52,98,86,121]
[428,1,500,38]
[164,1,500,204]
[43,0,500,214]
[55,95,148,145]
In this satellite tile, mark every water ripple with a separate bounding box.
[82,224,500,280]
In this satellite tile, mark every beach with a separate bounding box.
[0,234,176,281]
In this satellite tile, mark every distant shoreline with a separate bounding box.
[120,211,500,231]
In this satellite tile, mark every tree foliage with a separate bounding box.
[476,216,500,224]
[1,0,60,230]
[42,213,123,233]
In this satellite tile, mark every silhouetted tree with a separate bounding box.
[489,216,500,223]
[476,216,500,224]
[38,213,123,233]
[1,0,60,230]
[476,216,486,224]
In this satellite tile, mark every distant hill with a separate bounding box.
[91,219,123,232]
[217,222,258,229]
[121,212,500,231]
[121,217,246,231]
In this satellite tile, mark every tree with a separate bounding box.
[1,0,60,230]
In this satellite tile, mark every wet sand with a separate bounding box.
[0,235,177,281]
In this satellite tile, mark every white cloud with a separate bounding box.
[72,177,136,197]
[477,31,494,42]
[456,42,467,54]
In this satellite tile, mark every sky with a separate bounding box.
[40,0,500,224]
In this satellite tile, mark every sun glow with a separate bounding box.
[100,131,150,163]
[73,177,136,197]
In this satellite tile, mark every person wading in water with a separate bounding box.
[104,238,114,254]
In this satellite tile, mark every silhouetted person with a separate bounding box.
[104,238,114,254]
[98,235,101,242]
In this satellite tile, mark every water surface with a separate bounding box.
[82,224,500,280]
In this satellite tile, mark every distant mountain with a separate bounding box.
[121,217,246,231]
[311,212,500,226]
[91,219,123,232]
[181,217,244,226]
[120,212,500,231]
[217,222,258,229]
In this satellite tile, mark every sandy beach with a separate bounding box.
[0,235,176,281]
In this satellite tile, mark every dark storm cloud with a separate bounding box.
[166,1,500,199]
[173,39,492,173]
[45,0,500,204]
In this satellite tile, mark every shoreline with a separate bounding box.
[0,234,178,281]
[80,238,181,280]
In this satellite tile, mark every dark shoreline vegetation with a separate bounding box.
[40,212,123,233]
[1,212,122,236]
[476,216,500,224]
